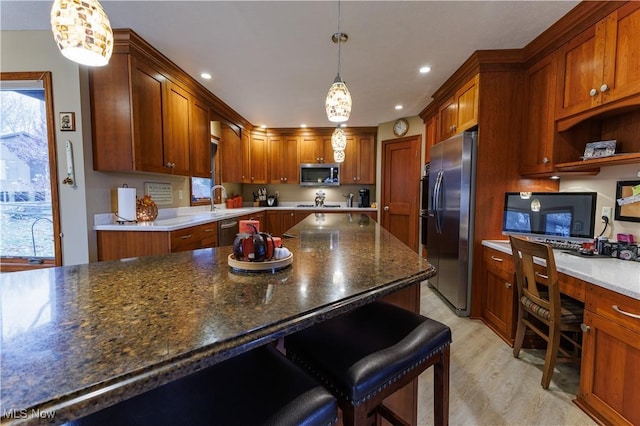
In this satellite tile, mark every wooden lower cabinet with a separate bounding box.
[97,222,218,261]
[481,247,517,345]
[576,284,640,426]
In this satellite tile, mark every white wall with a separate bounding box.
[560,163,640,240]
[1,31,91,265]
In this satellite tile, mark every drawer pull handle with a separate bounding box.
[612,305,640,319]
[490,256,503,262]
[204,228,214,233]
[535,272,548,280]
[179,234,192,239]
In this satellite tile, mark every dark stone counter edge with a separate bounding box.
[5,266,436,426]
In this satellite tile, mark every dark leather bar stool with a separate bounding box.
[67,345,338,426]
[285,301,452,426]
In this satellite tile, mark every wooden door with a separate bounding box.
[380,135,421,252]
[190,98,212,178]
[164,82,191,175]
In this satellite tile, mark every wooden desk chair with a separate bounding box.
[509,235,583,389]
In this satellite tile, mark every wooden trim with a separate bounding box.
[266,126,377,137]
[0,71,62,267]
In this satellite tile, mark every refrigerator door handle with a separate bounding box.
[434,170,444,234]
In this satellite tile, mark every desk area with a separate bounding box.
[1,214,435,425]
[481,239,640,426]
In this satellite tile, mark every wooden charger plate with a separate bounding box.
[228,253,293,273]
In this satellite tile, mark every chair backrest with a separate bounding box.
[509,235,561,322]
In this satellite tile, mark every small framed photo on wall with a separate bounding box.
[59,112,75,131]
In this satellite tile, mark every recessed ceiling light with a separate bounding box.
[395,105,403,110]
[419,66,431,74]
[300,124,307,128]
[260,124,267,129]
[201,72,212,79]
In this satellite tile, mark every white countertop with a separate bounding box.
[93,204,377,232]
[482,240,640,300]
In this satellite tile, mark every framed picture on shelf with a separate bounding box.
[582,140,616,160]
[615,180,640,222]
[59,112,75,131]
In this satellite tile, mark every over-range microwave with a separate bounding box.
[300,163,340,186]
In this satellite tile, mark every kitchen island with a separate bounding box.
[1,213,435,425]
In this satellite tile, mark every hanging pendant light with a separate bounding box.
[51,0,114,67]
[325,1,351,123]
[334,149,345,163]
[331,127,347,151]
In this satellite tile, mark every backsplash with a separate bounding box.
[560,163,639,240]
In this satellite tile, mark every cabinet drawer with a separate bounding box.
[586,284,640,333]
[483,248,514,281]
[171,227,201,251]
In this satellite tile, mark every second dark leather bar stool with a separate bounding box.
[66,345,338,426]
[285,301,452,426]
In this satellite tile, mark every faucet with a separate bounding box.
[211,184,228,210]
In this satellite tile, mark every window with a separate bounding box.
[0,72,61,271]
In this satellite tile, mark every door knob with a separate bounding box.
[580,323,590,333]
[600,84,609,93]
[589,88,598,97]
[383,206,390,211]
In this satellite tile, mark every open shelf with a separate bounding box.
[555,152,640,172]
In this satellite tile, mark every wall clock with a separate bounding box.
[393,118,409,137]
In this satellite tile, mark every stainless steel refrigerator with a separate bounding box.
[427,131,477,316]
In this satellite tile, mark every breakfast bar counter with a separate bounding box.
[1,213,435,425]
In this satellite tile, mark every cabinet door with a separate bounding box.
[267,134,284,184]
[455,75,478,133]
[424,116,436,164]
[221,125,243,183]
[241,130,251,183]
[281,211,297,233]
[342,136,359,184]
[579,310,640,426]
[438,97,457,141]
[164,82,191,175]
[132,59,166,173]
[482,248,516,344]
[600,3,640,105]
[521,54,558,176]
[357,135,376,184]
[190,98,212,178]
[556,24,604,119]
[282,136,299,183]
[249,132,268,184]
[299,135,325,164]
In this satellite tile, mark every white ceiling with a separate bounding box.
[1,1,579,128]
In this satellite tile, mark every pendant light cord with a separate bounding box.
[337,0,342,77]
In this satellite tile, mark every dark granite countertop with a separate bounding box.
[1,213,435,425]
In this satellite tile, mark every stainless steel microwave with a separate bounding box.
[300,163,340,186]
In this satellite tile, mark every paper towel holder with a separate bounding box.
[113,184,138,224]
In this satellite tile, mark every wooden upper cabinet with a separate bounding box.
[299,135,328,164]
[163,82,191,175]
[221,125,243,183]
[244,132,268,184]
[268,135,299,184]
[437,75,478,142]
[91,55,167,173]
[520,53,558,176]
[557,2,640,120]
[342,134,376,184]
[188,97,212,178]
